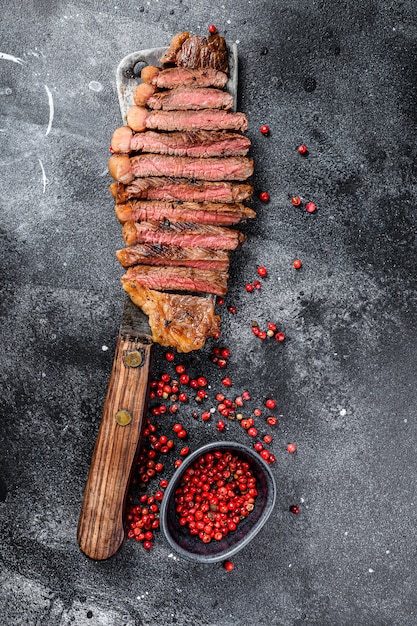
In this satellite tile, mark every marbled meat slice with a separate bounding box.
[143,109,247,132]
[116,243,230,270]
[122,265,228,297]
[122,220,245,250]
[111,129,250,157]
[147,87,234,111]
[111,154,253,183]
[147,67,228,89]
[114,200,256,225]
[122,282,220,352]
[110,179,254,204]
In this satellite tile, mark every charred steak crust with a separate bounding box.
[174,35,229,74]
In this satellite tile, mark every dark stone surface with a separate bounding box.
[1,1,417,624]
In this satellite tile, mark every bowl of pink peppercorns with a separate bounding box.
[159,441,276,563]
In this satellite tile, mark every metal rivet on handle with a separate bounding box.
[115,410,132,426]
[125,350,142,367]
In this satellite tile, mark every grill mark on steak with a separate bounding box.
[128,130,251,158]
[122,265,229,297]
[110,179,254,204]
[126,155,253,182]
[144,109,248,132]
[147,87,234,111]
[114,200,256,225]
[122,220,246,250]
[148,67,228,89]
[116,243,230,270]
[174,35,229,74]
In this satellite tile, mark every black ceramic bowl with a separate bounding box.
[159,441,276,563]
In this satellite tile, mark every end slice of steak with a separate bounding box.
[115,200,256,225]
[122,220,246,250]
[148,67,228,89]
[116,243,230,270]
[112,154,253,183]
[110,179,254,204]
[147,87,234,111]
[175,35,229,74]
[122,282,220,352]
[122,265,229,297]
[160,31,190,65]
[128,130,251,158]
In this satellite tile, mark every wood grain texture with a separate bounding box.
[77,334,153,560]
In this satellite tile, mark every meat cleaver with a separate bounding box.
[77,42,238,560]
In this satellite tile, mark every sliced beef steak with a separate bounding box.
[122,220,245,250]
[147,67,228,89]
[110,179,254,204]
[109,154,254,183]
[147,87,233,111]
[125,130,250,158]
[127,107,247,133]
[116,243,230,270]
[122,282,220,352]
[114,200,256,225]
[122,265,229,297]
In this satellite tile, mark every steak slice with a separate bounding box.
[109,154,254,184]
[147,87,233,111]
[114,130,251,158]
[122,220,245,250]
[116,243,230,270]
[122,282,220,352]
[115,200,256,225]
[174,35,229,74]
[143,109,247,133]
[147,67,228,89]
[122,265,229,297]
[110,179,254,204]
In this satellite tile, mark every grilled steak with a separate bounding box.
[116,243,230,270]
[110,178,254,204]
[109,154,253,184]
[111,129,251,158]
[174,35,229,74]
[122,282,220,352]
[146,67,228,89]
[128,107,247,133]
[122,265,229,296]
[122,220,246,250]
[147,87,233,111]
[160,31,190,65]
[115,200,256,225]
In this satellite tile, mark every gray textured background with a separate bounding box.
[1,1,417,624]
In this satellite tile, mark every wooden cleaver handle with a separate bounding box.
[77,335,153,560]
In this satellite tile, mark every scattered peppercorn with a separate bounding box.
[257,266,267,277]
[291,196,301,206]
[287,443,297,453]
[265,399,276,409]
[224,560,235,571]
[305,201,316,213]
[260,125,270,135]
[297,144,308,155]
[259,191,270,202]
[290,505,300,514]
[208,24,218,34]
[293,259,302,269]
